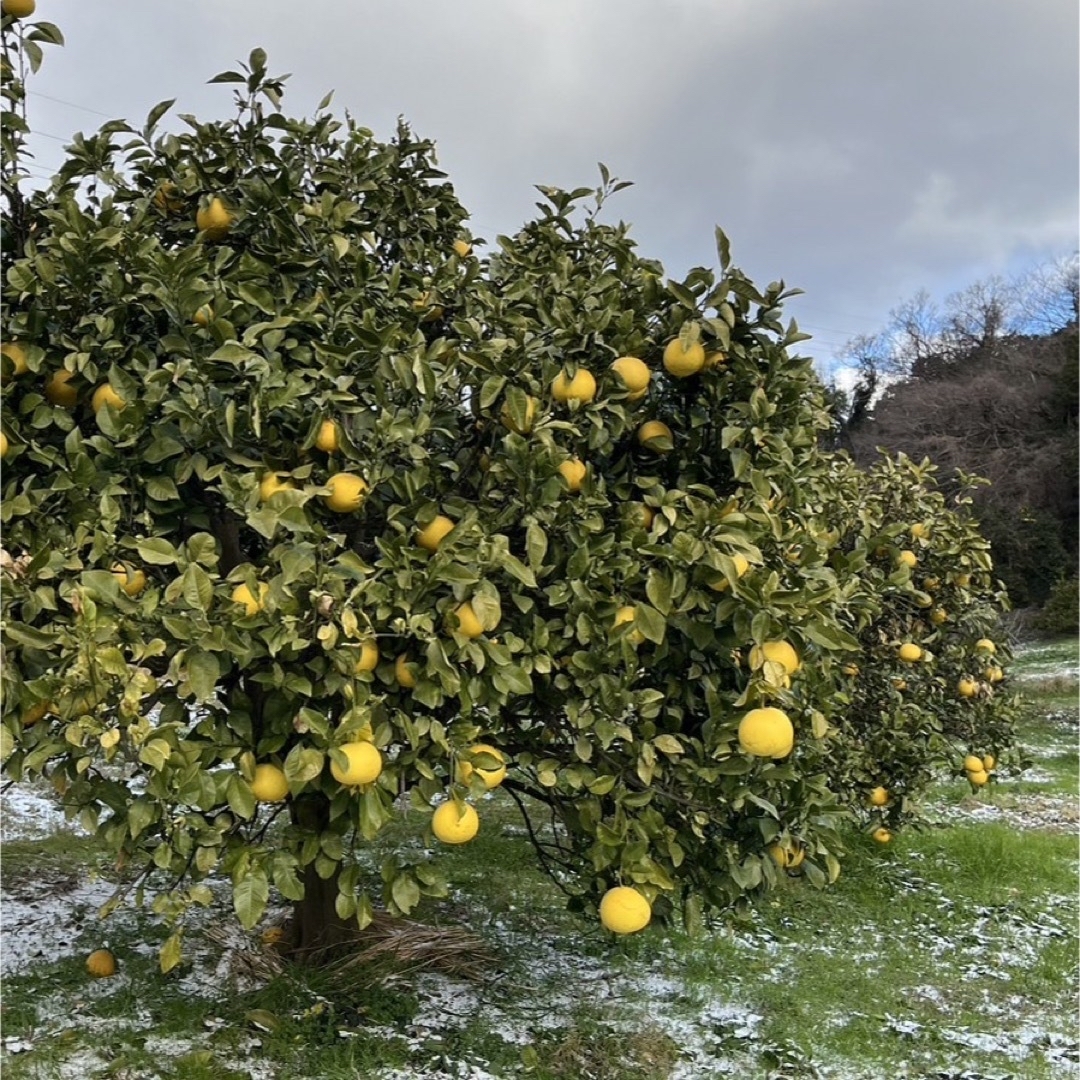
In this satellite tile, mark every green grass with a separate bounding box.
[2,638,1076,1079]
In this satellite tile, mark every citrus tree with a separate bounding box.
[1,16,1017,967]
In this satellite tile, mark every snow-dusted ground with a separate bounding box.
[1012,638,1080,683]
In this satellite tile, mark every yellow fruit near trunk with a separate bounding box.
[898,643,922,663]
[456,743,507,789]
[196,196,234,241]
[749,640,801,676]
[330,741,383,786]
[355,639,379,672]
[599,886,651,934]
[86,949,117,978]
[251,763,289,803]
[416,514,455,551]
[637,420,673,450]
[610,356,651,400]
[45,369,78,407]
[432,801,479,844]
[558,458,587,492]
[395,654,417,688]
[551,368,597,404]
[315,419,339,452]
[453,601,486,639]
[111,563,148,597]
[324,473,368,512]
[869,786,888,806]
[738,707,794,759]
[232,581,270,616]
[662,339,706,378]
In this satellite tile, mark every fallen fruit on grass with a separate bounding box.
[738,707,794,759]
[599,886,651,934]
[330,741,383,786]
[432,801,479,844]
[250,763,289,803]
[872,828,892,844]
[86,949,117,978]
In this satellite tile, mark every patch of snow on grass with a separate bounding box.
[0,783,84,842]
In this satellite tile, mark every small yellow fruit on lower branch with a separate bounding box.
[637,420,673,451]
[45,369,78,407]
[869,786,888,807]
[111,563,148,597]
[898,642,922,663]
[324,472,368,512]
[872,828,892,844]
[457,743,507,789]
[984,666,1004,684]
[250,763,289,803]
[86,949,117,978]
[232,581,270,616]
[958,678,978,698]
[610,356,651,400]
[963,754,984,773]
[355,639,379,673]
[738,707,794,759]
[395,653,417,688]
[982,754,995,772]
[768,844,805,870]
[453,601,486,639]
[551,368,597,405]
[599,886,651,934]
[558,458,587,492]
[897,550,918,569]
[975,638,996,654]
[315,419,339,452]
[193,304,213,327]
[967,769,989,786]
[330,741,383,786]
[749,640,801,675]
[416,514,455,552]
[432,800,479,844]
[613,605,644,645]
[662,338,705,378]
[92,384,126,413]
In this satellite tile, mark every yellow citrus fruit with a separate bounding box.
[558,458,587,492]
[315,419,340,452]
[45,369,78,407]
[922,576,940,591]
[613,605,644,645]
[453,601,486,639]
[599,886,651,934]
[1,340,29,378]
[629,503,655,529]
[955,573,972,588]
[258,473,293,501]
[704,350,726,369]
[637,420,673,450]
[975,638,996,654]
[193,304,214,327]
[749,640,801,676]
[500,395,537,434]
[610,356,651,400]
[984,666,1004,683]
[872,828,892,844]
[250,763,289,803]
[963,754,984,773]
[355,639,379,673]
[662,338,706,378]
[958,678,978,698]
[737,707,794,759]
[0,431,9,458]
[897,550,918,569]
[232,581,269,616]
[930,608,948,625]
[432,801,479,844]
[85,949,117,978]
[768,843,805,869]
[261,926,286,948]
[452,239,472,257]
[551,368,597,405]
[20,700,51,727]
[324,473,368,512]
[982,754,995,771]
[395,654,416,688]
[910,522,929,539]
[892,678,908,691]
[898,643,922,663]
[841,663,860,677]
[416,514,455,552]
[869,786,889,807]
[456,743,507,789]
[111,563,147,597]
[330,741,383,786]
[710,553,750,591]
[196,196,234,241]
[152,180,184,214]
[968,769,989,786]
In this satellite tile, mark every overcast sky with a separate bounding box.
[20,0,1079,382]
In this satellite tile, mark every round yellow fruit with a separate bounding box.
[85,948,117,978]
[45,369,78,407]
[196,196,234,241]
[704,350,727,369]
[662,338,705,378]
[930,608,948,625]
[395,653,416,688]
[984,666,1004,684]
[768,843,805,870]
[232,581,270,616]
[922,576,940,591]
[749,640,801,676]
[841,663,860,677]
[982,754,995,771]
[975,638,996,655]
[637,420,673,450]
[897,550,918,569]
[963,754,984,773]
[0,431,8,458]
[416,514,455,552]
[20,700,51,727]
[869,786,889,807]
[551,368,597,405]
[710,553,750,591]
[315,419,340,452]
[152,180,184,215]
[898,643,922,663]
[193,304,214,328]
[324,473,368,512]
[500,395,537,434]
[250,763,289,803]
[610,356,651,400]
[558,458,587,492]
[599,886,651,934]
[1,340,29,378]
[872,828,892,844]
[457,743,507,789]
[630,503,655,530]
[958,678,978,698]
[258,473,293,501]
[453,601,486,639]
[330,741,383,786]
[452,239,472,258]
[111,563,147,597]
[737,707,794,759]
[355,639,379,673]
[431,800,479,844]
[910,522,929,539]
[613,605,644,645]
[968,769,989,786]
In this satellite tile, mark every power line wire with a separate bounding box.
[28,89,114,118]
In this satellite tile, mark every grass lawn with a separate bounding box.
[1,637,1077,1079]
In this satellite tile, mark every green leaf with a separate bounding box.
[138,738,172,771]
[233,865,270,930]
[645,569,672,616]
[186,650,219,703]
[159,932,183,974]
[390,873,421,915]
[136,537,179,565]
[634,604,666,644]
[525,523,548,570]
[284,745,324,784]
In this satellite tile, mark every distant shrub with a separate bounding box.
[1033,576,1079,634]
